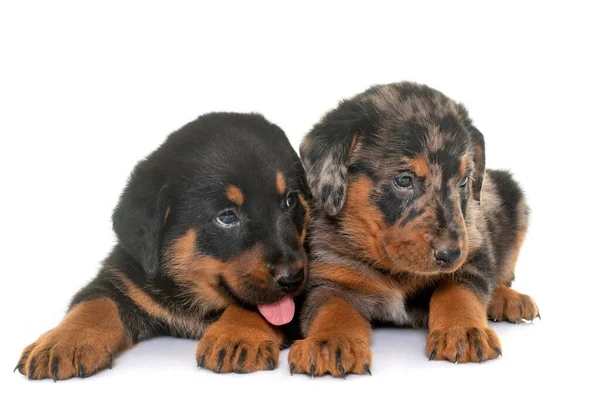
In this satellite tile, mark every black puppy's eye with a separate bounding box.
[393,175,413,190]
[459,176,469,188]
[215,210,239,228]
[285,191,297,208]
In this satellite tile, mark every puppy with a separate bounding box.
[289,82,539,377]
[16,112,310,380]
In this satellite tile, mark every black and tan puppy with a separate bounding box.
[16,112,310,380]
[289,82,539,377]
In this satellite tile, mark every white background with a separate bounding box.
[1,1,598,417]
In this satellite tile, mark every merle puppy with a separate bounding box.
[289,82,539,377]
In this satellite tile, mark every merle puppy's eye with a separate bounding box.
[393,174,413,190]
[459,176,469,188]
[285,191,297,208]
[215,210,239,228]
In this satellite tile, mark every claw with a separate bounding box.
[289,362,295,376]
[13,363,22,373]
[428,339,439,361]
[197,355,205,368]
[28,358,36,380]
[335,349,345,379]
[537,313,541,321]
[237,348,247,373]
[454,353,460,364]
[496,347,503,357]
[267,357,275,370]
[51,357,59,382]
[494,315,499,322]
[310,364,315,379]
[216,349,226,373]
[475,341,484,363]
[78,364,86,378]
[519,305,524,320]
[364,364,371,375]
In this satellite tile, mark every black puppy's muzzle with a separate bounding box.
[271,263,305,293]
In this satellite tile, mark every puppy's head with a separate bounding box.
[301,82,485,275]
[113,113,310,325]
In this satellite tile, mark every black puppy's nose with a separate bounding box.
[273,264,305,292]
[434,248,462,266]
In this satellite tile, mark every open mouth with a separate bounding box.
[217,276,297,326]
[257,297,295,326]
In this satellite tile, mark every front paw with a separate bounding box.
[288,336,372,378]
[488,287,540,323]
[427,327,502,363]
[16,328,115,380]
[196,324,280,374]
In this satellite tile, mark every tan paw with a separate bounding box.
[16,327,115,380]
[427,327,502,363]
[288,336,371,378]
[196,313,281,373]
[488,286,540,323]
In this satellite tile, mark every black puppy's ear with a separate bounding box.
[112,161,169,278]
[468,126,486,202]
[300,99,368,216]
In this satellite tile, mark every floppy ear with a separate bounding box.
[468,126,486,202]
[299,99,369,216]
[112,161,169,278]
[456,104,485,203]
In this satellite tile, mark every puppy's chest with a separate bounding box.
[376,288,411,325]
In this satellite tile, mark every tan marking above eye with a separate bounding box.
[459,158,468,178]
[225,185,244,206]
[411,156,429,177]
[276,171,286,195]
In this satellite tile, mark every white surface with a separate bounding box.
[1,1,598,417]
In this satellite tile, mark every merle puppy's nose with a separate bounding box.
[272,263,305,292]
[434,247,462,266]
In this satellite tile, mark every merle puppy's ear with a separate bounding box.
[468,126,486,202]
[300,99,369,216]
[457,104,486,202]
[112,160,169,278]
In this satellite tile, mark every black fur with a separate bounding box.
[17,112,311,379]
[83,112,310,337]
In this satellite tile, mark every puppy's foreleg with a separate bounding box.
[16,297,128,380]
[196,305,283,373]
[289,295,372,377]
[427,280,502,363]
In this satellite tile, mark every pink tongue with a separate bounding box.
[257,297,295,326]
